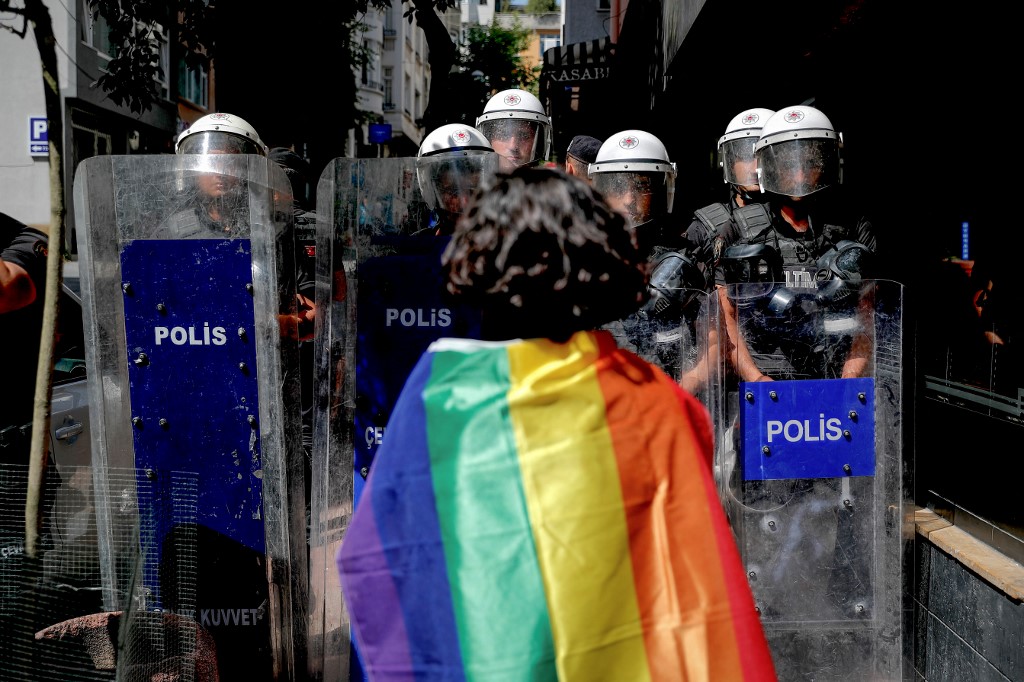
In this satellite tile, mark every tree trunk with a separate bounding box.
[410,0,456,137]
[22,0,66,560]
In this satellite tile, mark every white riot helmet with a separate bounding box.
[754,105,842,198]
[475,89,552,168]
[589,130,677,226]
[718,108,775,189]
[176,112,267,156]
[416,124,498,220]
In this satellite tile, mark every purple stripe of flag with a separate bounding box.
[337,489,413,675]
[339,354,466,681]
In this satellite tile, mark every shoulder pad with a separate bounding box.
[732,203,773,242]
[693,202,732,236]
[819,221,855,249]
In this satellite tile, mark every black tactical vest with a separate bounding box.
[732,204,858,291]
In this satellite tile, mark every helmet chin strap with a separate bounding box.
[732,185,766,205]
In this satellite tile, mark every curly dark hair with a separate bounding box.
[442,166,647,342]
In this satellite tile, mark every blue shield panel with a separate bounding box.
[121,239,266,603]
[739,377,875,481]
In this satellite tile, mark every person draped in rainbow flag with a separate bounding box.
[337,166,777,681]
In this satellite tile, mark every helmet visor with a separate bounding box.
[416,151,498,215]
[719,137,759,187]
[178,131,265,157]
[477,119,547,169]
[592,171,668,226]
[756,138,839,197]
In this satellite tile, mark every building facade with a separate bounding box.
[493,11,561,81]
[352,5,461,158]
[538,0,619,163]
[460,0,497,32]
[0,0,206,254]
[348,6,386,158]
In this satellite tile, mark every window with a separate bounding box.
[383,67,394,109]
[85,12,170,101]
[383,36,395,51]
[404,74,412,116]
[153,24,169,100]
[53,284,86,386]
[597,0,610,9]
[122,20,171,101]
[72,122,111,171]
[361,40,379,88]
[177,58,209,108]
[540,35,560,57]
[362,39,370,84]
[84,7,113,57]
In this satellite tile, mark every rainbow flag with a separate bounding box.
[337,330,776,681]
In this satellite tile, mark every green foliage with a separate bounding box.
[82,0,369,127]
[78,0,534,139]
[362,0,459,23]
[87,0,212,114]
[523,0,559,13]
[447,22,536,125]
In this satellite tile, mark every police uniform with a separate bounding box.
[607,212,714,379]
[720,193,878,380]
[154,199,248,238]
[617,194,756,378]
[0,213,49,619]
[716,197,876,287]
[0,213,48,463]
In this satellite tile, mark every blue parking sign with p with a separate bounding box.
[29,117,48,156]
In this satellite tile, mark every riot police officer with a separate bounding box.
[685,108,777,275]
[416,123,499,236]
[589,129,682,256]
[719,104,878,381]
[590,130,711,380]
[476,89,552,172]
[347,124,496,484]
[719,108,776,206]
[713,109,893,661]
[156,112,268,238]
[642,109,780,349]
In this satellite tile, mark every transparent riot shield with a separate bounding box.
[717,279,907,680]
[73,154,307,680]
[614,288,723,421]
[310,157,487,680]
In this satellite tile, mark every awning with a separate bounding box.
[541,37,615,84]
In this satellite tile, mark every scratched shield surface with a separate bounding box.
[353,235,482,488]
[72,154,306,680]
[312,157,490,680]
[716,280,907,681]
